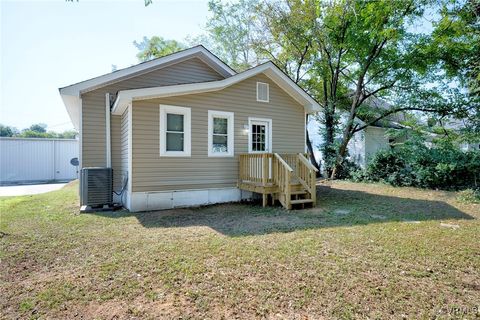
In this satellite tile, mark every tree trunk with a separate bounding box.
[330,86,363,179]
[323,106,336,176]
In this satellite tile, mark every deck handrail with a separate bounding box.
[273,153,292,209]
[238,153,316,209]
[298,153,319,172]
[273,153,293,172]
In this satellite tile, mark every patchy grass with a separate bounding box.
[1,180,479,319]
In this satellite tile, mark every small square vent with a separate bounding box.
[256,82,269,102]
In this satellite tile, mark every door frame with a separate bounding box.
[248,117,272,154]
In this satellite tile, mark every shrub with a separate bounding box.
[357,140,480,190]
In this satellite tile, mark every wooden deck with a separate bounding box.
[238,153,318,209]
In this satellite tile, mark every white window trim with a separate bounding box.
[256,82,269,103]
[208,110,234,157]
[159,104,191,157]
[248,117,272,153]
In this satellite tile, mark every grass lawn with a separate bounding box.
[1,181,479,319]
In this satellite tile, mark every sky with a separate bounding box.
[0,0,211,132]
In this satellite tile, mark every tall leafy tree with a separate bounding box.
[133,36,185,62]
[203,0,478,178]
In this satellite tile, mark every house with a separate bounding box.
[308,116,406,170]
[59,45,321,212]
[308,95,408,170]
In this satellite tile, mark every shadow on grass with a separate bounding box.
[89,185,474,237]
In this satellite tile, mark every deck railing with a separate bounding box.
[239,153,274,185]
[272,153,293,208]
[239,152,317,209]
[297,153,318,204]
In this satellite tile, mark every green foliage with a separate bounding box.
[0,123,77,139]
[0,124,18,137]
[201,0,478,179]
[357,138,480,190]
[28,123,47,133]
[133,36,185,62]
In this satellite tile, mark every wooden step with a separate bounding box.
[290,199,314,205]
[291,190,307,195]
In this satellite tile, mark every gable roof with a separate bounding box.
[59,46,236,130]
[112,61,321,115]
[59,45,235,96]
[59,46,321,130]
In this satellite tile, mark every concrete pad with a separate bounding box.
[0,183,67,197]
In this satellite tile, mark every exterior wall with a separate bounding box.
[348,130,366,168]
[80,57,225,188]
[0,138,78,184]
[364,126,391,163]
[131,73,305,193]
[307,113,367,171]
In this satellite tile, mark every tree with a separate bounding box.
[133,36,185,62]
[28,123,47,133]
[203,0,478,178]
[0,124,18,137]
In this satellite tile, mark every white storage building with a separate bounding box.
[0,137,79,185]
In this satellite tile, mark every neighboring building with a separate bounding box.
[59,46,321,211]
[308,115,405,170]
[0,137,78,185]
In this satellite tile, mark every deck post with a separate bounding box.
[262,153,268,186]
[285,171,291,209]
[310,169,316,207]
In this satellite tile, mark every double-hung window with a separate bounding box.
[160,105,191,157]
[208,110,234,157]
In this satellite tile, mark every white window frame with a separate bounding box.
[208,110,234,157]
[256,82,269,103]
[248,117,272,153]
[159,104,191,157]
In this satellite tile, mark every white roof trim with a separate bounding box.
[112,62,321,115]
[59,46,235,97]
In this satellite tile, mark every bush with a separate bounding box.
[335,158,360,180]
[357,140,480,190]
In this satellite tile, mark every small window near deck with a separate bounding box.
[208,110,234,157]
[256,82,269,102]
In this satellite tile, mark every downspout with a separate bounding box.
[105,93,111,168]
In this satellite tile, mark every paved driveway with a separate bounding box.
[0,183,67,197]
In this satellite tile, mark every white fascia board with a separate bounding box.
[58,46,236,97]
[60,94,81,130]
[112,62,322,115]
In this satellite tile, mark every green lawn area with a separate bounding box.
[1,181,479,319]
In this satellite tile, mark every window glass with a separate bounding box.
[166,132,184,151]
[167,114,184,132]
[212,117,228,153]
[213,118,228,135]
[166,113,184,151]
[252,124,266,151]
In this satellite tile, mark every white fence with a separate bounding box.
[0,137,79,184]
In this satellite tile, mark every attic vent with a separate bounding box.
[256,82,269,102]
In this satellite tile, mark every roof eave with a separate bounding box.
[59,46,236,97]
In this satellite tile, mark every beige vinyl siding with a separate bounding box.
[81,57,225,186]
[131,73,305,192]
